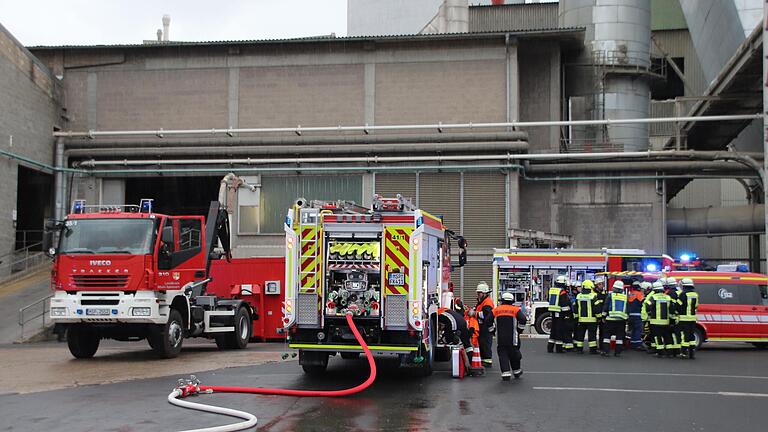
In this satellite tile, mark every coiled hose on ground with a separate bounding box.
[168,313,376,431]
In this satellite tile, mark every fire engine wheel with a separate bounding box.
[752,343,768,349]
[534,312,552,335]
[300,350,329,375]
[150,309,184,359]
[215,307,251,350]
[67,324,100,359]
[693,326,704,350]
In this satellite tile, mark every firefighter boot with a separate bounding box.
[689,348,695,360]
[501,371,512,381]
[513,368,523,379]
[601,342,610,357]
[589,347,599,355]
[614,344,622,357]
[547,342,555,353]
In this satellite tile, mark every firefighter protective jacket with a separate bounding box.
[493,303,527,347]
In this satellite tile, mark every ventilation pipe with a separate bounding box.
[162,15,170,41]
[667,205,766,236]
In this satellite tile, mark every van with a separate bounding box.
[667,271,768,349]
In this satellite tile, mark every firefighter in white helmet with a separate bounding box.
[493,292,527,380]
[467,281,495,367]
[677,278,699,359]
[546,275,573,353]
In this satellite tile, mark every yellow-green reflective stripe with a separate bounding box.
[289,344,418,351]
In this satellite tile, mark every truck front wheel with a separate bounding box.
[67,324,100,359]
[534,311,552,335]
[149,309,184,359]
[215,307,251,350]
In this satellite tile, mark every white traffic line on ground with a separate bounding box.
[525,371,768,380]
[533,387,768,398]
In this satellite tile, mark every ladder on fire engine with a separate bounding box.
[299,213,320,293]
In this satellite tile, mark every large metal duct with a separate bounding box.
[559,0,651,152]
[667,205,766,236]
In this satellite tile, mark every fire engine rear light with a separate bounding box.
[287,237,294,249]
[51,307,68,316]
[131,307,152,316]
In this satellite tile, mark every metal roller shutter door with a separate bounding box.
[418,173,461,232]
[463,172,506,249]
[373,173,417,203]
[461,261,495,306]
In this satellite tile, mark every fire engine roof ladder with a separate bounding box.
[299,212,320,294]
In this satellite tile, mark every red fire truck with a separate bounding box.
[492,248,673,334]
[282,195,466,375]
[46,199,256,359]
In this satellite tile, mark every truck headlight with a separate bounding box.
[51,307,68,316]
[131,307,152,316]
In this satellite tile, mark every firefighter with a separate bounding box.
[638,281,653,351]
[663,277,682,356]
[645,280,674,357]
[546,275,573,353]
[494,292,527,380]
[438,304,472,354]
[627,280,645,350]
[573,279,599,354]
[602,280,628,357]
[677,278,699,359]
[467,281,495,367]
[593,275,607,353]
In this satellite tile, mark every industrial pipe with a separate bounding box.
[65,141,529,159]
[667,204,766,236]
[77,154,526,168]
[53,113,762,138]
[526,160,752,174]
[62,132,529,149]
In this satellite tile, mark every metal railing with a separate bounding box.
[18,294,53,341]
[0,242,48,280]
[15,230,44,251]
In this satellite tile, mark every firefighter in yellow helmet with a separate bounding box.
[467,281,495,367]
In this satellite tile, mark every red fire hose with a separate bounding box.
[169,313,377,431]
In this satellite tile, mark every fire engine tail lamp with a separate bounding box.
[50,307,68,317]
[131,307,152,317]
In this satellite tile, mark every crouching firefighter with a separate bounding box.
[437,301,473,370]
[468,282,495,367]
[494,292,527,380]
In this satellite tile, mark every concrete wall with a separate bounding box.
[0,24,60,255]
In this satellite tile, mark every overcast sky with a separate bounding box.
[0,0,348,46]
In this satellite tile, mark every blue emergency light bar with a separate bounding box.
[140,198,153,213]
[72,199,86,214]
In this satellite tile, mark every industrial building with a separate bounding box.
[0,0,764,301]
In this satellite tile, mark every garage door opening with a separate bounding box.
[15,166,53,251]
[125,176,221,216]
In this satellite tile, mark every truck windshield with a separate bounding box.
[59,219,155,255]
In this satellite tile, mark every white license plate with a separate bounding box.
[86,308,110,316]
[388,273,405,286]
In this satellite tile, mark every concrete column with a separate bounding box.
[228,68,239,129]
[507,171,520,231]
[53,137,66,220]
[86,73,98,130]
[506,36,519,123]
[364,63,376,127]
[361,174,374,207]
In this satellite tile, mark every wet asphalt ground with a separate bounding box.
[1,339,767,432]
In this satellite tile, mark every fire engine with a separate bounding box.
[492,248,673,334]
[46,199,255,359]
[282,194,466,375]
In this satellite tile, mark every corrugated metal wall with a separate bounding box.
[469,3,559,32]
[461,261,493,306]
[651,29,708,98]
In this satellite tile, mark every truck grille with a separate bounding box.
[72,275,129,289]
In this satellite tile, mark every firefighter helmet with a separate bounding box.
[612,280,624,292]
[640,281,652,291]
[680,278,694,288]
[555,275,568,287]
[582,280,595,290]
[476,282,490,294]
[652,281,664,291]
[501,292,515,302]
[594,275,606,284]
[664,277,677,287]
